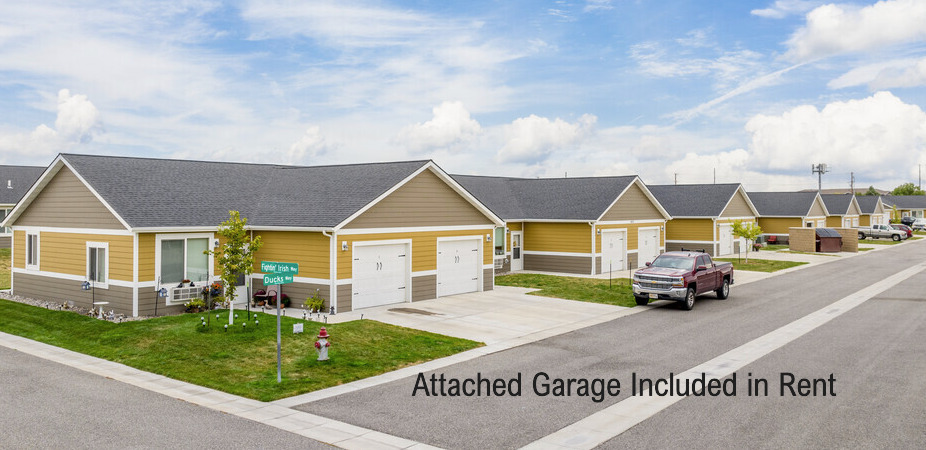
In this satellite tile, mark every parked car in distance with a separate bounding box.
[858,224,907,241]
[893,223,914,238]
[900,216,915,226]
[632,250,733,310]
[912,218,926,231]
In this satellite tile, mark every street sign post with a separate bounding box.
[260,261,299,275]
[261,260,299,384]
[262,273,294,285]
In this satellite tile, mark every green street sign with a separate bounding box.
[261,261,299,275]
[263,273,294,285]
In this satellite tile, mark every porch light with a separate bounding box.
[342,241,348,251]
[597,229,601,235]
[486,234,492,242]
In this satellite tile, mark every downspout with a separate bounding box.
[589,221,596,275]
[322,229,336,313]
[712,218,717,256]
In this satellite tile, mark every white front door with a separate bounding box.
[718,224,734,256]
[352,243,409,309]
[638,228,659,268]
[600,230,626,272]
[437,239,481,297]
[510,231,523,271]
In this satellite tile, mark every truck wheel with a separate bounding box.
[858,232,865,239]
[892,234,901,241]
[683,288,695,310]
[634,295,649,306]
[715,279,729,300]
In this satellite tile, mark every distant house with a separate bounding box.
[749,192,829,240]
[2,154,502,316]
[454,175,671,274]
[0,165,45,248]
[821,194,862,228]
[854,196,887,227]
[881,195,926,220]
[648,184,759,256]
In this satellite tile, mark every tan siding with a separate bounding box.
[345,169,492,229]
[337,284,352,312]
[873,202,885,214]
[523,222,591,253]
[13,230,24,268]
[13,272,134,315]
[720,190,755,217]
[14,167,125,229]
[252,279,330,311]
[758,217,802,234]
[336,229,492,279]
[808,197,826,217]
[847,200,861,216]
[33,232,133,281]
[524,253,591,274]
[665,219,713,241]
[600,182,663,221]
[412,275,437,302]
[483,268,493,291]
[0,236,10,249]
[137,289,184,317]
[252,231,329,279]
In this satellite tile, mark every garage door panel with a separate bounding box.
[601,231,626,272]
[353,243,408,309]
[437,239,480,297]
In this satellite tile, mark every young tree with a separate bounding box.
[731,219,763,263]
[208,211,263,325]
[859,185,879,196]
[891,182,925,196]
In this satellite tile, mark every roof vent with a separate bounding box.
[6,180,11,189]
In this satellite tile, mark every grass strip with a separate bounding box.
[495,273,636,307]
[714,258,808,273]
[0,300,481,401]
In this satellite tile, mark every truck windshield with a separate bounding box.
[650,256,694,271]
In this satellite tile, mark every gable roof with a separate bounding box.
[453,174,670,221]
[647,183,757,218]
[881,195,926,210]
[748,191,829,217]
[855,195,883,214]
[820,194,860,216]
[6,154,500,230]
[0,165,45,205]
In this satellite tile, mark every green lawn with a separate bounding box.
[760,244,789,251]
[0,300,481,401]
[495,273,636,307]
[0,248,10,289]
[714,258,808,272]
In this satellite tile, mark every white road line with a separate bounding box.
[522,261,926,450]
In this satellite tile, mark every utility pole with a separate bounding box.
[812,163,829,193]
[713,168,716,184]
[674,173,678,185]
[850,172,855,195]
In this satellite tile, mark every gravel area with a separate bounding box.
[0,291,155,322]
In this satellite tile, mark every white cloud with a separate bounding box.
[630,38,764,91]
[395,102,482,153]
[829,57,926,90]
[0,89,102,159]
[584,1,613,12]
[287,126,330,163]
[497,114,597,164]
[785,0,926,62]
[744,92,926,181]
[751,0,819,19]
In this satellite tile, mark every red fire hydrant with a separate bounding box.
[314,327,330,361]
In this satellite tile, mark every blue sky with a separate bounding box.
[2,0,926,191]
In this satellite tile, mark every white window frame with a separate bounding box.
[25,231,39,270]
[86,241,110,289]
[155,233,214,305]
[0,208,11,235]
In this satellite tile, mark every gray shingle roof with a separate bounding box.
[60,154,431,228]
[820,194,856,216]
[452,174,640,220]
[647,184,743,217]
[854,195,881,214]
[881,195,926,210]
[0,165,45,205]
[748,192,822,216]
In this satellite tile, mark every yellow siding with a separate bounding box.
[337,229,492,279]
[13,230,24,268]
[138,233,155,281]
[600,182,664,221]
[34,232,133,281]
[252,231,330,279]
[826,216,842,227]
[523,222,591,253]
[665,219,713,241]
[859,215,871,227]
[595,222,664,251]
[758,217,802,234]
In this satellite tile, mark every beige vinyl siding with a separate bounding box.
[523,222,591,253]
[665,219,713,241]
[336,229,492,280]
[412,275,437,302]
[344,169,492,229]
[14,272,134,315]
[252,231,329,279]
[720,191,755,217]
[524,254,591,274]
[14,167,125,229]
[758,217,802,234]
[600,182,663,221]
[847,201,861,216]
[30,232,133,281]
[808,198,826,217]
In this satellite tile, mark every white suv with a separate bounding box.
[912,218,926,231]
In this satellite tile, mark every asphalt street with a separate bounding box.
[0,345,332,449]
[295,240,926,449]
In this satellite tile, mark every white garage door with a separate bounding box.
[718,224,734,256]
[352,243,408,309]
[437,239,480,297]
[601,230,626,272]
[638,228,660,268]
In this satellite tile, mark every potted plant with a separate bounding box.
[304,290,324,313]
[280,293,291,308]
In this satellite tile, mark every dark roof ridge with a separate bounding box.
[60,153,432,171]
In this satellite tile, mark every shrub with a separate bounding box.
[184,298,207,313]
[304,290,325,312]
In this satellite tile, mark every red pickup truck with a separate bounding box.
[631,250,734,310]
